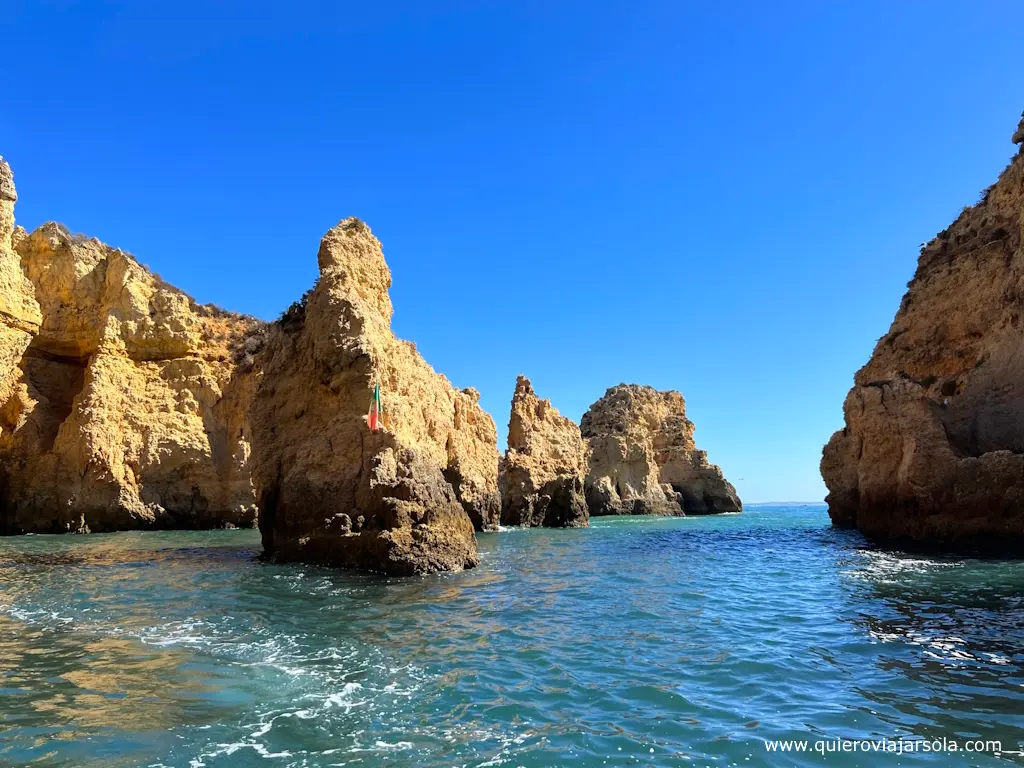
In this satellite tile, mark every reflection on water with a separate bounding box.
[0,621,239,744]
[0,513,1022,766]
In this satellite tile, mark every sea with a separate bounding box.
[1,504,1022,767]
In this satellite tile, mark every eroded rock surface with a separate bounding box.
[821,115,1024,551]
[250,218,499,574]
[582,384,741,516]
[500,375,588,528]
[0,158,40,415]
[0,157,263,532]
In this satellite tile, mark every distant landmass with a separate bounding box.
[746,501,827,507]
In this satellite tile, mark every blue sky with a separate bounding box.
[2,1,1021,502]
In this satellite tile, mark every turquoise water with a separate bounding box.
[1,505,1022,767]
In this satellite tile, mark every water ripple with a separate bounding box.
[0,510,1023,766]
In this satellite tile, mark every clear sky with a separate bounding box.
[2,2,1021,502]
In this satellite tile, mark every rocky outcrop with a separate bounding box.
[581,384,741,516]
[446,390,502,532]
[500,375,588,528]
[250,218,499,575]
[0,159,40,417]
[821,113,1024,551]
[0,158,499,575]
[0,157,263,533]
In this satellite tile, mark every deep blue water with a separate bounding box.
[1,505,1022,767]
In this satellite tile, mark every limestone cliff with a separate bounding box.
[0,159,40,418]
[581,384,741,516]
[501,375,588,528]
[250,218,500,575]
[821,113,1024,551]
[0,157,263,532]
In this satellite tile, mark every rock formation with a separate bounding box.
[500,375,589,528]
[250,218,500,575]
[0,157,263,533]
[0,158,500,575]
[821,113,1024,551]
[581,384,741,516]
[0,159,39,416]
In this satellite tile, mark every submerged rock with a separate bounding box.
[821,113,1024,551]
[581,384,741,516]
[250,218,499,574]
[500,375,589,528]
[0,157,262,533]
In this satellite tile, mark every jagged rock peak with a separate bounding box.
[514,374,534,396]
[0,157,17,246]
[501,375,589,528]
[251,218,500,574]
[0,157,15,202]
[316,217,393,322]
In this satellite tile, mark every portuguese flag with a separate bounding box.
[368,381,383,431]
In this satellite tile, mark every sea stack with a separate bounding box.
[821,111,1024,551]
[582,384,741,516]
[0,157,262,533]
[500,375,589,528]
[250,218,500,574]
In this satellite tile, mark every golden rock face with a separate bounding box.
[0,156,262,533]
[581,384,741,517]
[0,159,500,574]
[249,218,499,575]
[500,375,589,528]
[821,117,1024,550]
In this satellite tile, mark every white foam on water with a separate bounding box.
[247,707,317,739]
[867,626,1006,668]
[373,740,414,751]
[323,681,367,712]
[6,607,75,625]
[846,550,962,584]
[189,741,295,765]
